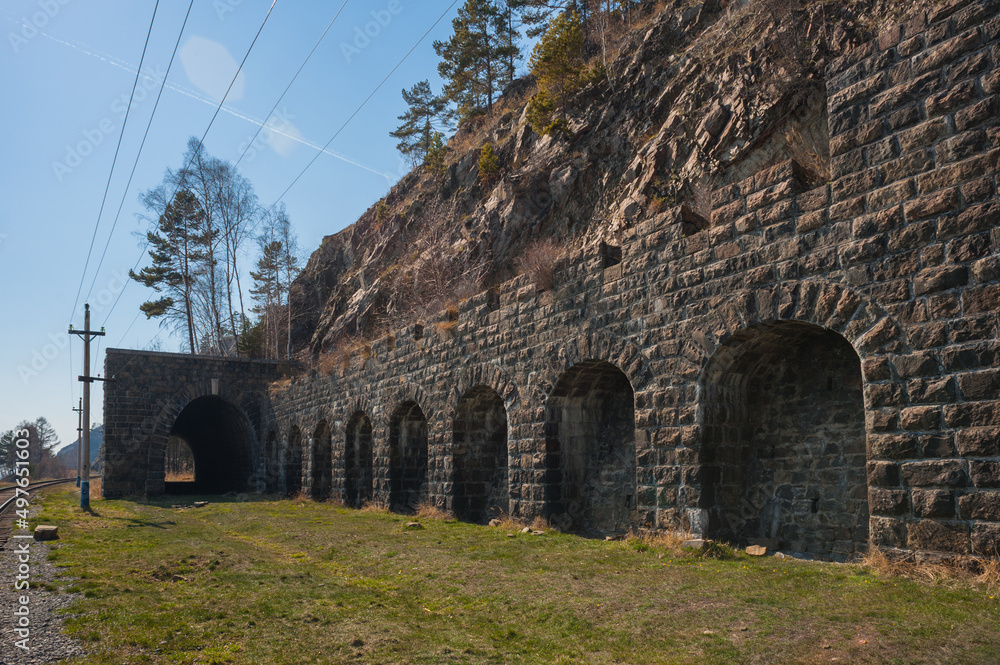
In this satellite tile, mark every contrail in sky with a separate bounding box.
[4,13,399,181]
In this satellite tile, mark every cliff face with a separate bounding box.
[290,0,930,358]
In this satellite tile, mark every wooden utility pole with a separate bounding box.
[72,398,82,487]
[69,303,105,510]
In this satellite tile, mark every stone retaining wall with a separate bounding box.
[103,0,1000,560]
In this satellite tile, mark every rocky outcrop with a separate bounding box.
[290,0,942,358]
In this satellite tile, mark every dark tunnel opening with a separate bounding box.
[164,395,256,495]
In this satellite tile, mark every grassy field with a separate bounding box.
[32,485,1000,664]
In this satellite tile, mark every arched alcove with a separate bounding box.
[453,386,508,523]
[286,426,303,497]
[311,421,332,500]
[265,430,279,493]
[389,401,428,512]
[545,360,636,534]
[345,411,374,508]
[700,321,868,557]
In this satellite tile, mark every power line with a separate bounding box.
[83,0,197,304]
[114,309,144,348]
[233,0,351,171]
[69,0,162,324]
[266,0,460,211]
[101,0,280,328]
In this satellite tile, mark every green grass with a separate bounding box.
[33,486,1000,664]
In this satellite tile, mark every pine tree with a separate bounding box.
[509,0,591,38]
[434,0,522,123]
[425,132,448,175]
[526,11,585,133]
[478,142,501,185]
[130,189,210,352]
[390,80,450,167]
[250,237,284,358]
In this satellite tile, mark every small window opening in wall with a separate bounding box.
[412,324,424,341]
[811,498,819,514]
[599,242,622,269]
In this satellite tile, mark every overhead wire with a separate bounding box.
[266,0,461,211]
[83,0,197,304]
[232,0,351,171]
[69,0,162,324]
[101,0,280,328]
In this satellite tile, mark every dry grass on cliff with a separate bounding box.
[517,237,566,292]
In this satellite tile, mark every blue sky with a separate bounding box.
[0,0,468,450]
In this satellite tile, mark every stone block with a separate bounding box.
[907,519,970,553]
[957,427,1000,456]
[901,460,968,487]
[33,525,58,541]
[970,461,1000,489]
[959,492,1000,520]
[911,489,956,518]
[869,488,910,515]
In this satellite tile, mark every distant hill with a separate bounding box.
[57,425,103,473]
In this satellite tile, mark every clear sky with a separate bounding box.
[0,0,467,450]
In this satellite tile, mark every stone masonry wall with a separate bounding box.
[103,0,1000,559]
[102,350,293,499]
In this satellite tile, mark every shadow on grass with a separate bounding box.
[137,491,289,509]
[113,517,177,529]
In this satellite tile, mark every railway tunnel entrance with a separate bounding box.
[164,395,256,495]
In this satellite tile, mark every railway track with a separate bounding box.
[0,478,77,547]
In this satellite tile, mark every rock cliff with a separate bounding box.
[290,0,938,358]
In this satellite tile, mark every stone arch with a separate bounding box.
[691,280,905,371]
[544,359,637,535]
[452,385,510,523]
[445,365,520,414]
[286,425,303,496]
[533,331,656,405]
[693,280,905,558]
[344,410,374,508]
[146,380,260,496]
[387,390,429,512]
[311,420,333,500]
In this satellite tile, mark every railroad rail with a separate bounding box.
[0,478,78,546]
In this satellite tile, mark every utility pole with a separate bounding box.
[72,399,82,488]
[69,303,105,510]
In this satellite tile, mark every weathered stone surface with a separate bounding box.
[869,488,910,514]
[907,519,970,553]
[957,427,1000,457]
[901,460,968,487]
[971,523,1000,554]
[959,492,1000,520]
[745,545,768,556]
[33,525,58,541]
[970,461,1000,488]
[101,2,1000,562]
[911,489,956,518]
